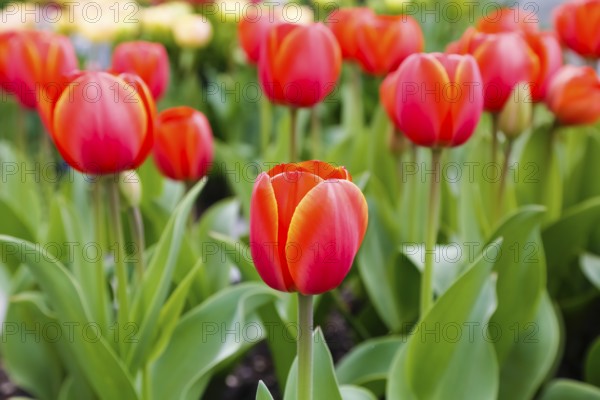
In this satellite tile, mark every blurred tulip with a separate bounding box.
[448,28,539,111]
[173,14,213,48]
[250,161,368,295]
[380,67,401,129]
[326,7,374,61]
[238,5,283,63]
[354,14,423,75]
[498,82,533,139]
[73,0,140,43]
[153,106,214,181]
[476,6,539,34]
[546,65,600,126]
[393,53,484,147]
[142,2,193,38]
[554,0,600,59]
[0,30,77,109]
[112,41,170,100]
[259,22,341,107]
[522,31,562,101]
[41,71,155,174]
[119,170,142,207]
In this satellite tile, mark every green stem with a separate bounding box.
[16,104,26,155]
[311,106,321,159]
[408,143,419,242]
[298,293,313,400]
[496,140,513,223]
[92,180,109,330]
[290,107,299,162]
[491,113,499,166]
[420,148,443,317]
[106,175,129,353]
[260,95,272,156]
[128,206,145,284]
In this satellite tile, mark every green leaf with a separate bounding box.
[126,178,206,371]
[150,283,279,400]
[283,328,343,400]
[585,336,600,387]
[256,381,275,400]
[340,385,378,400]
[539,379,600,400]
[336,336,404,395]
[387,242,500,400]
[581,253,600,290]
[0,235,138,400]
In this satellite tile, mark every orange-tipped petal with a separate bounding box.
[286,180,368,295]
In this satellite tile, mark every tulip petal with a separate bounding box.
[286,180,368,295]
[266,161,350,181]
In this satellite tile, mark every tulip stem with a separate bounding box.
[260,95,272,156]
[311,106,321,159]
[298,293,313,400]
[106,175,129,353]
[290,107,299,162]
[92,179,109,331]
[496,140,513,223]
[491,113,499,166]
[128,206,146,283]
[421,148,443,317]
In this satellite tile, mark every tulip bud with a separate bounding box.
[173,15,213,48]
[119,170,142,208]
[498,82,533,139]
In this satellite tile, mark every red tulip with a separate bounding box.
[448,28,539,111]
[476,7,539,34]
[522,31,562,101]
[380,67,401,129]
[546,65,600,126]
[554,0,600,59]
[392,53,484,147]
[326,7,375,61]
[354,14,424,75]
[259,22,341,107]
[111,41,170,100]
[153,106,214,181]
[0,30,77,109]
[238,5,283,64]
[41,71,155,174]
[250,161,368,295]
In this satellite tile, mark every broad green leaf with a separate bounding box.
[585,336,600,387]
[259,300,297,387]
[0,235,138,400]
[539,379,600,400]
[127,178,206,371]
[283,328,343,400]
[215,142,254,217]
[211,232,260,282]
[340,385,378,400]
[387,242,500,400]
[150,283,279,400]
[336,336,404,397]
[137,158,164,203]
[581,253,600,290]
[256,381,275,400]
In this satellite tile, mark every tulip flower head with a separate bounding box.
[546,65,600,126]
[41,71,155,175]
[476,7,539,34]
[554,0,600,59]
[354,13,424,75]
[392,53,484,147]
[153,106,215,181]
[250,161,368,295]
[173,14,213,48]
[238,5,284,63]
[0,30,77,109]
[380,67,401,130]
[258,22,341,107]
[326,7,375,61]
[111,41,170,100]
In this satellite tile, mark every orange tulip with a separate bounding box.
[546,65,600,126]
[111,41,170,100]
[326,7,374,61]
[354,14,423,75]
[448,28,539,111]
[259,22,341,107]
[41,71,155,174]
[250,161,368,295]
[476,7,539,34]
[238,5,283,64]
[391,53,484,147]
[153,106,214,181]
[554,0,600,59]
[0,30,77,109]
[380,67,401,129]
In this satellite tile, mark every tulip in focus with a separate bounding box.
[354,14,424,75]
[326,7,374,61]
[111,41,170,100]
[554,0,600,59]
[498,82,533,139]
[546,65,600,126]
[153,106,215,181]
[40,71,155,174]
[173,14,213,48]
[250,161,368,295]
[0,30,78,109]
[259,23,341,107]
[392,53,484,147]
